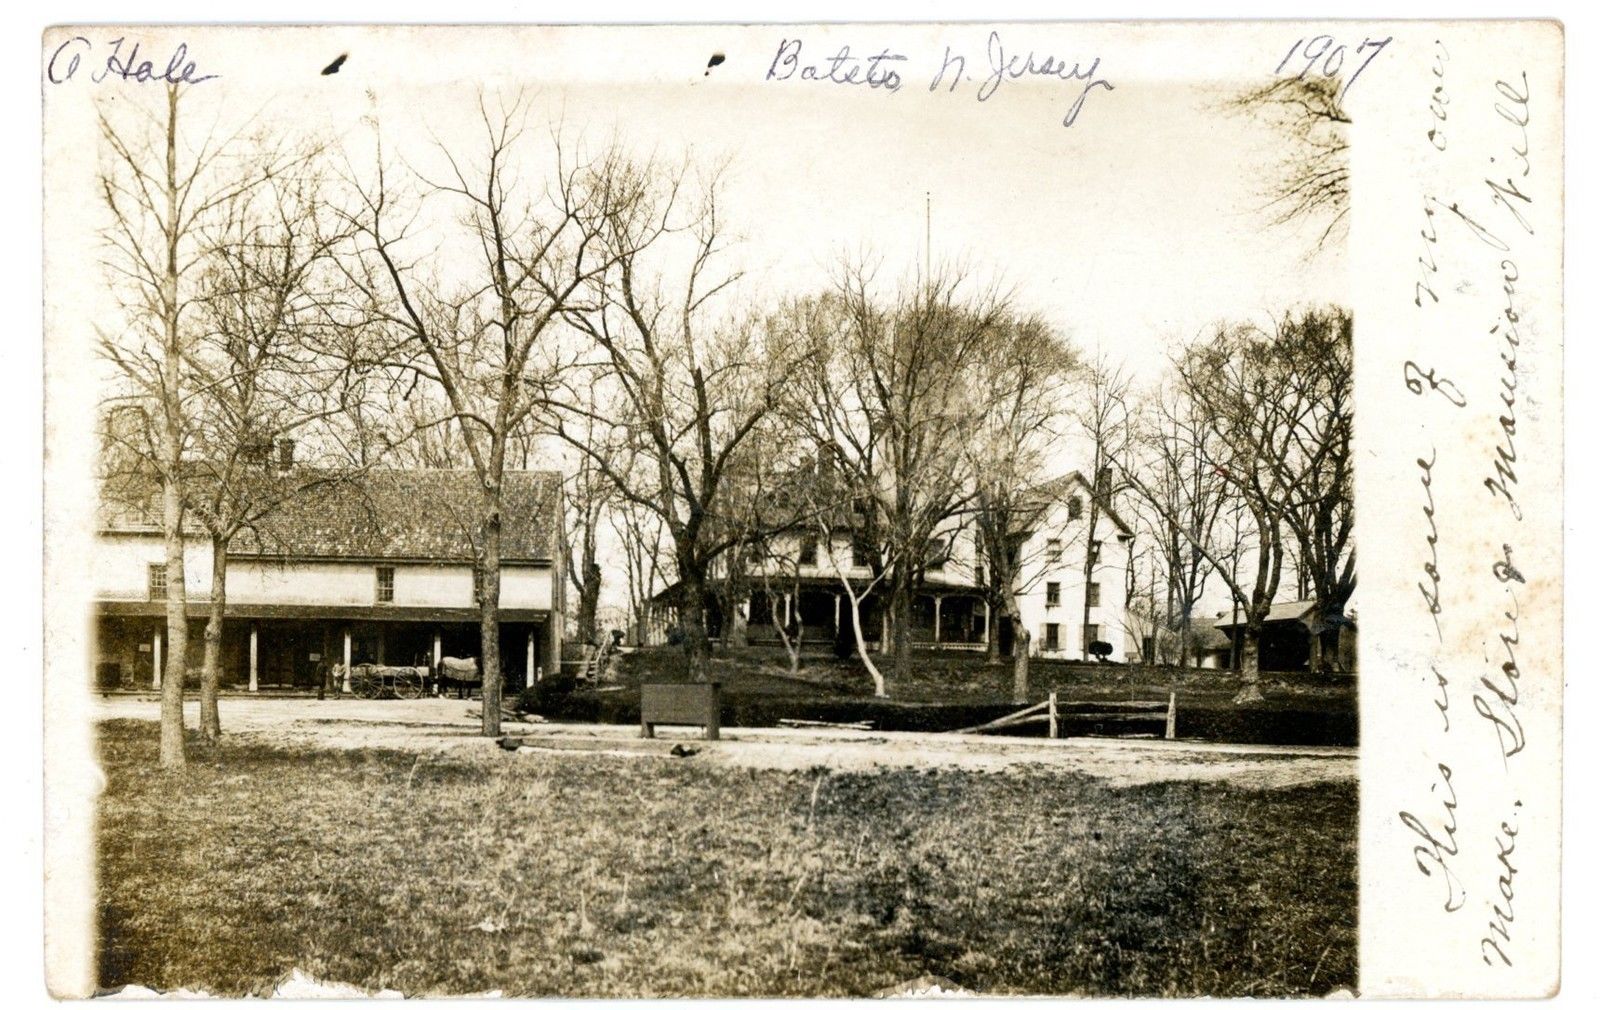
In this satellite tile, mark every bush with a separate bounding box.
[516,669,581,716]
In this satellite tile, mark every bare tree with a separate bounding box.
[784,265,1009,685]
[609,498,670,647]
[1128,380,1234,669]
[1119,311,1349,701]
[556,163,792,677]
[965,316,1083,702]
[1233,76,1350,252]
[346,93,615,735]
[97,83,283,767]
[1072,358,1135,662]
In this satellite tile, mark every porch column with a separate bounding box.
[783,593,792,626]
[526,629,536,685]
[933,596,942,645]
[342,629,352,693]
[432,632,442,669]
[833,592,841,632]
[248,625,258,692]
[151,628,162,688]
[982,601,991,645]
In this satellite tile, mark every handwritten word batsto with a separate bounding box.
[47,36,217,85]
[766,32,1113,128]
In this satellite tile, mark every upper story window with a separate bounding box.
[798,535,819,567]
[851,539,871,568]
[1046,538,1063,564]
[926,537,947,571]
[1044,623,1061,651]
[147,563,167,601]
[1046,581,1061,607]
[974,563,986,588]
[1067,496,1083,521]
[1087,581,1101,608]
[376,566,395,605]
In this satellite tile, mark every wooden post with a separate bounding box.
[981,600,991,644]
[342,629,352,694]
[1048,690,1058,739]
[933,595,942,646]
[248,625,258,692]
[432,632,442,668]
[833,593,841,634]
[151,628,162,688]
[526,629,535,688]
[1165,691,1177,740]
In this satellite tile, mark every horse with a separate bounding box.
[435,655,481,699]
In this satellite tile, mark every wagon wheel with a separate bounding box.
[351,667,382,700]
[391,669,424,700]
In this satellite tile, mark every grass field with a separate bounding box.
[96,720,1356,997]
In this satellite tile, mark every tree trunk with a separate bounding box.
[986,600,1002,665]
[1011,618,1031,704]
[846,591,886,697]
[198,534,227,743]
[479,494,503,737]
[678,569,712,678]
[577,559,601,646]
[156,85,187,770]
[890,576,912,680]
[1233,623,1264,704]
[158,472,188,769]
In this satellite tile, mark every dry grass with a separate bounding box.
[96,719,1356,997]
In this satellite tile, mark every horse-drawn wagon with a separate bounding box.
[347,663,429,700]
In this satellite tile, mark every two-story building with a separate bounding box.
[672,470,1134,660]
[92,468,564,692]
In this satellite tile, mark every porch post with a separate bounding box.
[151,628,162,688]
[933,595,942,645]
[833,592,841,633]
[783,592,792,626]
[432,632,442,669]
[526,629,536,685]
[982,600,991,645]
[342,629,352,693]
[248,625,258,692]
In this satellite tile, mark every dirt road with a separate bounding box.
[91,695,1355,789]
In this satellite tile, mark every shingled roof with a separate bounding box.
[101,469,562,564]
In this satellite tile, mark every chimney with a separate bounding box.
[275,438,295,471]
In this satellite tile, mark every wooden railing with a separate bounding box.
[952,690,1177,740]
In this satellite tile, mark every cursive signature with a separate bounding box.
[47,36,218,86]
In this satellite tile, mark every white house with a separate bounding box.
[92,468,565,691]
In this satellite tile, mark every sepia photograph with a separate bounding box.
[38,19,1563,1000]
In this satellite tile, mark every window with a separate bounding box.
[1046,538,1063,563]
[851,540,871,568]
[1068,496,1083,520]
[1044,623,1060,651]
[926,537,946,570]
[798,535,819,566]
[376,566,395,605]
[147,563,167,601]
[1046,581,1061,607]
[974,563,985,588]
[1087,582,1101,608]
[1084,623,1101,648]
